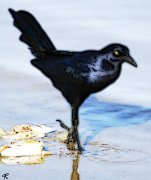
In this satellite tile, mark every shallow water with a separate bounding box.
[81,97,151,144]
[0,0,151,179]
[0,79,151,179]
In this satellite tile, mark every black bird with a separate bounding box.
[9,9,137,152]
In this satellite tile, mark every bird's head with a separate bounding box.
[101,43,137,67]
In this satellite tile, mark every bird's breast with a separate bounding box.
[87,67,121,93]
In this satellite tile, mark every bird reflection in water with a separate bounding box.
[71,154,80,180]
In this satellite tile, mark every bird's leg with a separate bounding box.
[56,106,83,152]
[56,119,76,150]
[69,106,83,152]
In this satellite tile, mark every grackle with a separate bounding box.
[9,9,137,152]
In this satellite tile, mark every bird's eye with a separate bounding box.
[113,50,120,56]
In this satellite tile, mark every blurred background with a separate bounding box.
[1,0,151,107]
[0,0,151,126]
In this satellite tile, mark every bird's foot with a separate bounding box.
[66,127,76,150]
[56,119,70,131]
[56,119,83,153]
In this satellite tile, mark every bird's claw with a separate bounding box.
[56,119,70,131]
[56,119,83,153]
[67,128,83,152]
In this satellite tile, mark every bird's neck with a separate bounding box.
[88,56,121,84]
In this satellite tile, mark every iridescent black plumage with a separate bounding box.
[9,9,137,152]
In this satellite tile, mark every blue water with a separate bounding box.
[80,96,151,143]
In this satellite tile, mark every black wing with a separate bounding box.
[31,48,77,61]
[31,50,99,86]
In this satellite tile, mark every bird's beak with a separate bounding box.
[123,55,137,67]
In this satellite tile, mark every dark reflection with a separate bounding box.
[71,154,80,180]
